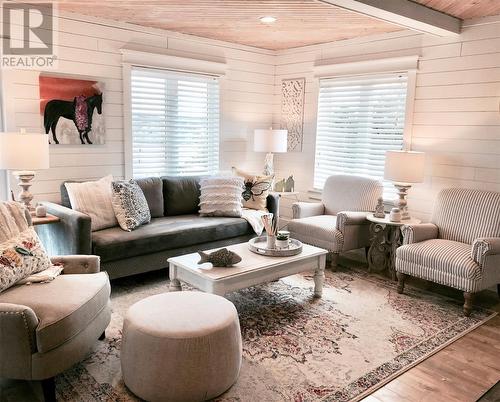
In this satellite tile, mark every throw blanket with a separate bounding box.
[0,202,29,243]
[241,208,272,236]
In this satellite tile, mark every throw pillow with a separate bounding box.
[232,167,273,211]
[111,179,151,231]
[0,228,52,293]
[199,177,244,217]
[65,175,118,231]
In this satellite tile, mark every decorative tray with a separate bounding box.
[248,236,303,257]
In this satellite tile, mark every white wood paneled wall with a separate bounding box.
[273,16,500,221]
[2,12,275,203]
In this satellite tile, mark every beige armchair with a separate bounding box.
[288,175,383,268]
[395,188,500,316]
[0,254,111,402]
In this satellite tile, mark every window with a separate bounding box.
[131,67,220,178]
[314,73,408,198]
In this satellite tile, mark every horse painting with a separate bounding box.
[39,76,105,145]
[43,93,103,145]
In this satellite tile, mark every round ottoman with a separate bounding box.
[121,291,242,402]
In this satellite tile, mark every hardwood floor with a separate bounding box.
[364,294,500,402]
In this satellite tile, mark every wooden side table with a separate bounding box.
[30,212,60,226]
[366,213,420,280]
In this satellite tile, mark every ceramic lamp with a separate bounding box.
[0,131,50,209]
[384,150,425,220]
[254,128,287,176]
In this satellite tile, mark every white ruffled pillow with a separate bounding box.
[199,177,244,217]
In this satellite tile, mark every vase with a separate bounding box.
[266,235,276,249]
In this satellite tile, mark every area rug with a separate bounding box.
[55,267,496,402]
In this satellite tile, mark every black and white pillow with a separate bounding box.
[111,180,151,231]
[199,176,244,217]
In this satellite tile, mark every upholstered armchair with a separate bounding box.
[395,188,500,316]
[288,175,383,268]
[0,206,111,402]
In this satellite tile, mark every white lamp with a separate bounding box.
[254,128,287,176]
[384,150,425,220]
[0,131,50,209]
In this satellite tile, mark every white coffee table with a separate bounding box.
[168,241,328,297]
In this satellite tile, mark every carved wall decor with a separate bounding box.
[281,78,305,152]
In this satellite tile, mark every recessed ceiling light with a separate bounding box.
[259,16,277,24]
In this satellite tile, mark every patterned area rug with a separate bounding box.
[56,267,496,402]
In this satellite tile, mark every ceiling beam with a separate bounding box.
[318,0,461,36]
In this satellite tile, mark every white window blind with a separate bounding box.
[314,73,408,199]
[131,67,220,177]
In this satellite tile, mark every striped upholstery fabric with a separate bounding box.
[322,175,382,215]
[431,188,500,244]
[396,188,500,294]
[396,239,481,292]
[287,215,344,252]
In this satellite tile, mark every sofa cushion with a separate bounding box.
[92,215,251,262]
[162,176,204,216]
[0,272,110,353]
[136,177,164,218]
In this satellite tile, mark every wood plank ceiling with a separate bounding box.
[410,0,500,20]
[16,1,500,50]
[28,0,404,50]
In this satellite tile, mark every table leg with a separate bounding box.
[314,254,326,298]
[367,222,390,273]
[169,263,182,292]
[388,226,402,281]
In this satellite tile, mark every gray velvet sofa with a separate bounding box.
[38,176,279,279]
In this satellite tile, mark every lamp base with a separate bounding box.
[394,183,412,220]
[13,170,36,210]
[263,152,274,177]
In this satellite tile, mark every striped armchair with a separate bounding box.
[288,175,382,268]
[395,188,500,316]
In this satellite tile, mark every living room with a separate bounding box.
[0,1,499,401]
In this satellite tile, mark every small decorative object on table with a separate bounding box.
[389,208,402,222]
[276,230,290,249]
[35,203,47,218]
[374,197,385,218]
[274,178,285,192]
[284,175,295,192]
[261,214,277,249]
[197,248,242,267]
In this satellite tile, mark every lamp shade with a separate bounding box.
[384,150,425,184]
[0,132,50,171]
[254,129,287,153]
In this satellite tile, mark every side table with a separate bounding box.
[30,212,60,226]
[366,213,420,280]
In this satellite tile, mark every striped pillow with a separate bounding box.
[199,177,244,217]
[65,175,118,231]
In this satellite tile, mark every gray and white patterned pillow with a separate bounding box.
[111,180,151,231]
[199,176,244,217]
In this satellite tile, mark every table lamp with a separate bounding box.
[384,150,425,220]
[0,131,50,209]
[254,128,287,176]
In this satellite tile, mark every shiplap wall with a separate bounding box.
[2,12,275,203]
[273,16,500,221]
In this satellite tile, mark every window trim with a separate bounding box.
[121,49,226,179]
[310,55,418,196]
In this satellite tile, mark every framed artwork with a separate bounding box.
[281,78,305,152]
[39,75,105,145]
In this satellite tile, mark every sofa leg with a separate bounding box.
[41,377,56,402]
[99,331,105,341]
[396,272,406,294]
[463,292,474,317]
[497,284,500,298]
[364,246,370,261]
[329,252,339,271]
